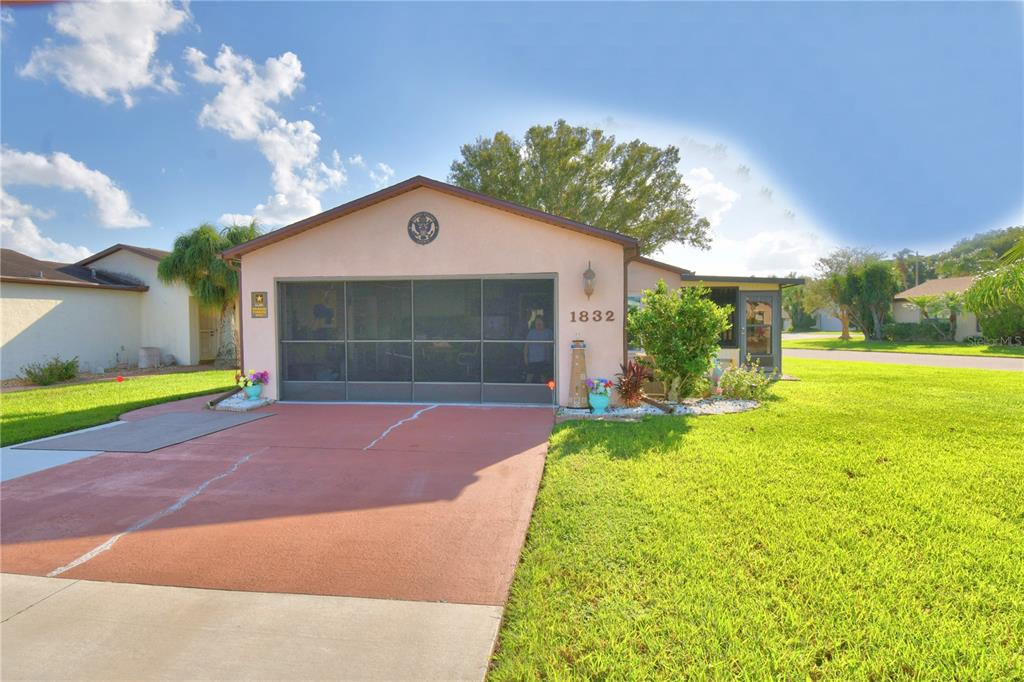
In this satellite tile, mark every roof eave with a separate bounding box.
[0,275,149,292]
[221,175,638,259]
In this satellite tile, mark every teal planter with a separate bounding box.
[588,392,610,415]
[243,384,263,400]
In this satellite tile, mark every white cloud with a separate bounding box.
[1,190,92,262]
[219,213,256,226]
[1,147,149,228]
[369,162,395,188]
[185,45,345,226]
[1,8,14,39]
[684,167,741,226]
[347,154,365,167]
[20,0,189,108]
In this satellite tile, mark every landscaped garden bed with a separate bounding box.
[557,397,759,421]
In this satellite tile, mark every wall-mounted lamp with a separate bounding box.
[583,262,596,298]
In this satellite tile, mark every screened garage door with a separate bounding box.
[278,278,555,404]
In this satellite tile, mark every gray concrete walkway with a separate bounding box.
[1,574,502,681]
[786,348,1024,371]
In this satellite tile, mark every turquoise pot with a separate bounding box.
[588,391,610,415]
[243,384,263,400]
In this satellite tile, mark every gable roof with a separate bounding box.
[895,276,975,299]
[633,256,694,276]
[76,243,169,267]
[680,273,805,286]
[1,248,149,292]
[221,175,640,259]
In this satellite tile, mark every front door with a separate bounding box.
[199,306,220,362]
[738,292,780,372]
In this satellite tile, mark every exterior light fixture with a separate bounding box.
[583,262,596,298]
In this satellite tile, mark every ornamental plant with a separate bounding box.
[585,377,614,396]
[236,370,270,388]
[718,355,773,401]
[627,280,732,399]
[615,359,654,407]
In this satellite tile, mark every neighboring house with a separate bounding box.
[893,276,979,341]
[1,245,221,379]
[811,308,844,331]
[627,257,803,372]
[221,176,803,407]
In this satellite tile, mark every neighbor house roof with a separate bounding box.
[221,175,640,259]
[895,276,975,299]
[76,243,169,267]
[0,248,149,291]
[680,273,805,286]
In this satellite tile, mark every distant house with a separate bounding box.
[893,276,979,341]
[1,245,222,379]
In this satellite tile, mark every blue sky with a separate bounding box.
[2,1,1021,275]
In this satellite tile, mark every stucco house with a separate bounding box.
[1,245,221,379]
[222,176,802,406]
[893,276,980,341]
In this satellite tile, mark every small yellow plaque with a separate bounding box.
[251,291,268,318]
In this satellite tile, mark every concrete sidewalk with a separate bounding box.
[1,574,502,681]
[786,348,1023,371]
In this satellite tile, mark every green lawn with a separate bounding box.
[782,335,1024,358]
[0,370,236,447]
[491,359,1024,679]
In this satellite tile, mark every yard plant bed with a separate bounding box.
[490,359,1023,679]
[782,336,1024,358]
[1,370,236,446]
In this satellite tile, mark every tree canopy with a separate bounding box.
[449,120,711,255]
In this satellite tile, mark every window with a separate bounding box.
[706,287,738,347]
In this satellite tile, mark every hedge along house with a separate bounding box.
[627,257,804,373]
[223,176,801,406]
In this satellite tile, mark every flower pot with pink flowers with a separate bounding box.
[585,377,614,415]
[236,369,270,400]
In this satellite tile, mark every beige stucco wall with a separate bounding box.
[89,250,202,365]
[239,186,627,404]
[894,300,980,341]
[0,282,143,378]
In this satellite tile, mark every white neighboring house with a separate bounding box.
[1,245,221,379]
[811,308,844,332]
[893,276,980,341]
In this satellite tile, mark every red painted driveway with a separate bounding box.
[1,403,553,606]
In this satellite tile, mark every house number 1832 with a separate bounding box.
[570,310,615,322]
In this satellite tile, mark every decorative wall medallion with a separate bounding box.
[407,211,440,245]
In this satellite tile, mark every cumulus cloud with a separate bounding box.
[369,162,395,188]
[1,190,92,262]
[347,154,365,167]
[20,0,189,108]
[684,167,741,226]
[219,213,256,227]
[185,45,345,226]
[1,148,150,228]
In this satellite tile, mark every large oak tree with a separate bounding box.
[449,120,711,255]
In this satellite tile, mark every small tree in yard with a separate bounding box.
[903,293,963,341]
[833,261,901,341]
[964,261,1024,340]
[628,280,732,400]
[158,222,261,368]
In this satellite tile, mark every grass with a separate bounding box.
[0,370,236,446]
[782,335,1024,358]
[490,359,1024,679]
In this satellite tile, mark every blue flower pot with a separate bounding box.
[243,384,263,401]
[588,392,610,415]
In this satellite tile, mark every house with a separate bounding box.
[222,176,803,406]
[1,245,221,379]
[893,276,979,341]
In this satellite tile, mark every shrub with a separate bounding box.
[882,321,952,342]
[964,262,1024,340]
[719,356,773,401]
[20,356,79,386]
[615,358,654,407]
[628,280,732,401]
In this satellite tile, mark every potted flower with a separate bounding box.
[236,369,270,400]
[585,377,614,415]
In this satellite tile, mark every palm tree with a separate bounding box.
[1000,235,1024,265]
[158,222,261,368]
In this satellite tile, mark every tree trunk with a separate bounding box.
[839,308,851,340]
[215,299,239,369]
[948,311,958,341]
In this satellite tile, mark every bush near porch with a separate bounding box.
[490,359,1023,679]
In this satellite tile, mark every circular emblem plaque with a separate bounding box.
[407,211,440,245]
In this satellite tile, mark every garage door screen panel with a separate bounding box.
[278,278,554,403]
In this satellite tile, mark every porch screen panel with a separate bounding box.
[482,279,555,385]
